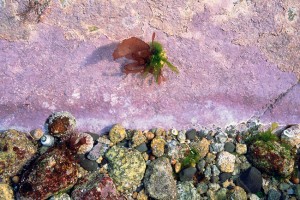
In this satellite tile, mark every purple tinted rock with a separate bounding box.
[71,173,126,200]
[87,142,109,160]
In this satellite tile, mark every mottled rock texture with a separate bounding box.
[144,157,177,200]
[0,0,299,132]
[105,146,146,193]
[0,129,37,183]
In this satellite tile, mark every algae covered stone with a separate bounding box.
[0,129,37,183]
[247,140,294,177]
[109,124,126,144]
[105,146,146,193]
[17,145,78,200]
[144,157,177,200]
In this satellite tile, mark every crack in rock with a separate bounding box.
[256,81,299,118]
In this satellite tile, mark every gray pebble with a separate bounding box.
[136,143,148,152]
[224,142,235,153]
[179,167,197,182]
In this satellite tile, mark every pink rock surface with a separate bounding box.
[0,0,299,133]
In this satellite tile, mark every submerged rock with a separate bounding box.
[236,167,262,193]
[17,145,78,200]
[247,140,294,177]
[71,172,125,200]
[0,129,37,183]
[105,146,146,193]
[144,157,177,200]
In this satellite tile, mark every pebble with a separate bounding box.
[236,143,247,154]
[87,142,109,160]
[215,131,228,143]
[132,130,147,147]
[0,183,14,200]
[267,189,281,200]
[11,176,20,184]
[209,183,220,191]
[230,186,247,200]
[219,172,232,183]
[197,160,206,172]
[77,154,99,172]
[210,176,219,183]
[197,182,208,194]
[217,151,235,172]
[210,143,224,153]
[211,165,220,176]
[204,167,212,178]
[179,167,197,181]
[224,142,235,153]
[175,162,182,173]
[186,129,197,140]
[136,143,148,152]
[205,153,216,164]
[30,128,44,140]
[236,167,262,193]
[145,131,155,140]
[177,130,186,143]
[150,138,165,157]
[109,124,126,144]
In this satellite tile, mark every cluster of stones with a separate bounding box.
[1,111,300,200]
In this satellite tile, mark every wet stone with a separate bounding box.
[197,182,208,194]
[177,181,200,200]
[186,129,197,140]
[0,183,14,200]
[144,157,177,200]
[109,124,126,144]
[136,143,148,152]
[211,176,219,183]
[217,151,236,173]
[219,172,232,183]
[177,130,186,143]
[210,143,224,154]
[236,167,262,193]
[151,138,165,157]
[224,142,235,153]
[215,131,228,143]
[267,189,281,200]
[197,160,206,172]
[230,186,247,200]
[78,154,99,172]
[236,143,247,155]
[179,167,197,182]
[87,141,110,161]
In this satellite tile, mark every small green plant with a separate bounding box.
[181,148,200,169]
[245,129,278,144]
[113,33,179,84]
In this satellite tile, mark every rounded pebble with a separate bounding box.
[40,134,55,147]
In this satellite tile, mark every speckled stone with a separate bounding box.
[0,183,14,200]
[151,137,166,157]
[177,181,200,200]
[105,146,146,193]
[236,143,247,155]
[109,124,126,144]
[144,157,177,200]
[0,129,37,183]
[230,186,247,200]
[217,151,236,173]
[132,130,147,147]
[190,138,211,159]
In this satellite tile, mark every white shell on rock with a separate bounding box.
[281,124,300,147]
[40,135,55,147]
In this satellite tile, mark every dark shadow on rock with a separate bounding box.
[83,42,118,67]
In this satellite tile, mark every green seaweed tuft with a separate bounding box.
[180,148,201,169]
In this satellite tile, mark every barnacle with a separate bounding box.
[113,33,179,84]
